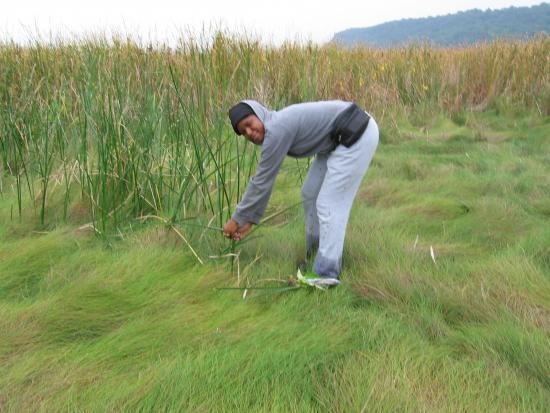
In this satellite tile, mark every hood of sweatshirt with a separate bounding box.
[242,100,273,127]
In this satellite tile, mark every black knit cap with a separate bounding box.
[228,102,255,135]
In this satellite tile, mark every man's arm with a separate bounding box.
[232,129,292,224]
[223,128,292,241]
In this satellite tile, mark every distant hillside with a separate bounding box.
[333,3,550,47]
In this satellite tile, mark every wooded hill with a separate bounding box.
[332,3,549,47]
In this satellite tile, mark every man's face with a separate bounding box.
[237,115,265,145]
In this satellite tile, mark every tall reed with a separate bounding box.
[0,33,548,234]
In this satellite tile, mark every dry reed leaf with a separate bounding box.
[430,246,437,264]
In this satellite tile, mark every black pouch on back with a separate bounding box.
[331,103,370,148]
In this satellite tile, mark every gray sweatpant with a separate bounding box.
[301,116,379,278]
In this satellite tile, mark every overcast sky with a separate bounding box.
[1,0,545,45]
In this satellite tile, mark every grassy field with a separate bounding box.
[1,35,549,411]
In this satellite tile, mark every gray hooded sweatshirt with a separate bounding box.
[232,100,352,225]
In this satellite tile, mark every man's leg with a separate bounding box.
[313,117,379,278]
[301,154,328,261]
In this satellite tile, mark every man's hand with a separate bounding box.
[234,222,253,241]
[223,219,239,239]
[223,219,253,241]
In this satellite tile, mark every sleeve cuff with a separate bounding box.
[232,212,261,226]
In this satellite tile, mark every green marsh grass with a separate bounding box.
[4,107,548,412]
[0,34,549,411]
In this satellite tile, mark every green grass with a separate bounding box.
[1,109,549,412]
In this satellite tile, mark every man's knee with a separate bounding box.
[301,185,317,204]
[315,197,331,222]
